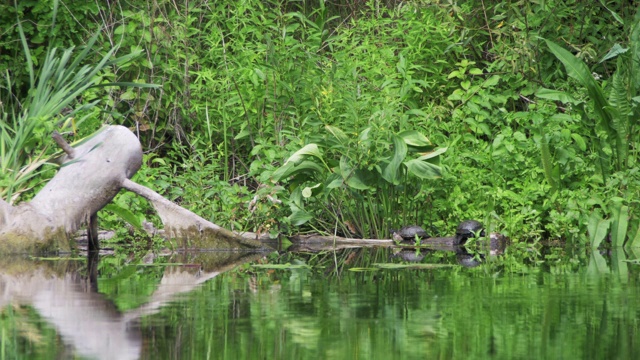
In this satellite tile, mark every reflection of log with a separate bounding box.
[0,251,263,359]
[0,257,141,360]
[289,234,459,252]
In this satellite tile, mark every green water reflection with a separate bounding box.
[140,249,640,360]
[1,248,640,359]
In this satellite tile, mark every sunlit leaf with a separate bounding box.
[399,130,431,147]
[285,143,323,164]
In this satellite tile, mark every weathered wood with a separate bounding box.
[0,126,141,252]
[121,179,268,251]
[0,125,269,253]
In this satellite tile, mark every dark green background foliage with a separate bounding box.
[2,0,640,246]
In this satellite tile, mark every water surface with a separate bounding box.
[1,247,639,359]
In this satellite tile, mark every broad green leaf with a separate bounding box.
[571,133,587,151]
[599,1,624,25]
[325,173,344,189]
[104,204,142,230]
[599,43,628,63]
[339,156,371,190]
[285,144,323,164]
[538,128,557,193]
[610,202,629,247]
[587,250,610,275]
[404,158,442,179]
[272,160,324,182]
[587,210,610,249]
[288,207,313,226]
[358,127,372,142]
[545,39,613,135]
[535,88,581,104]
[627,222,640,248]
[611,247,629,282]
[415,147,447,161]
[382,135,407,184]
[482,75,500,87]
[398,130,431,147]
[325,125,349,144]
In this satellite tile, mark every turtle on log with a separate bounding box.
[454,220,485,246]
[391,225,430,243]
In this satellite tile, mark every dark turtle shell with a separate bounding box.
[393,225,429,241]
[455,220,485,245]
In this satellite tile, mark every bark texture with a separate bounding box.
[0,125,268,253]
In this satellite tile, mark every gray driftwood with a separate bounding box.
[0,125,267,253]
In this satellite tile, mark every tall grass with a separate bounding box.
[0,0,157,203]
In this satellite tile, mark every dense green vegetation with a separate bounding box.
[2,0,640,248]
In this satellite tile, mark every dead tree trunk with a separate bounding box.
[0,125,267,253]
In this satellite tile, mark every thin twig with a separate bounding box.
[52,131,75,159]
[480,0,494,50]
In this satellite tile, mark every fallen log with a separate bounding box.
[0,125,268,253]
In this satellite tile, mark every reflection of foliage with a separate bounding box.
[0,304,63,359]
[134,247,638,359]
[97,258,165,312]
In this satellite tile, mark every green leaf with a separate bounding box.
[339,156,371,190]
[610,202,629,247]
[398,130,432,147]
[571,133,587,151]
[627,222,640,248]
[285,144,323,164]
[599,43,628,63]
[588,210,610,249]
[404,158,442,179]
[288,206,313,226]
[272,160,324,182]
[587,250,610,275]
[482,75,500,87]
[599,0,624,25]
[373,263,455,269]
[535,88,581,104]
[415,147,447,161]
[545,39,614,142]
[325,125,349,144]
[104,204,142,230]
[381,135,407,184]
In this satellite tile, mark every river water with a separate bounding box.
[1,246,639,359]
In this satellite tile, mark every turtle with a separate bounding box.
[391,225,430,243]
[454,220,485,246]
